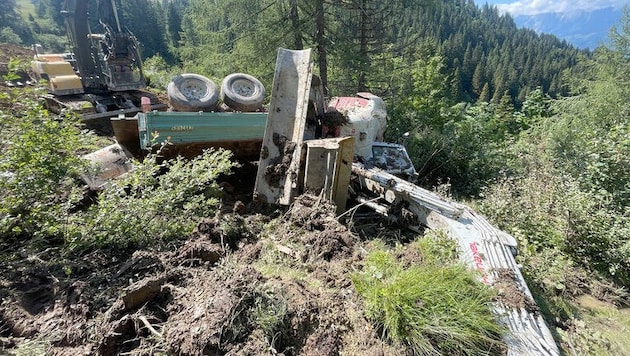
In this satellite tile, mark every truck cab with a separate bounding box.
[324,92,417,181]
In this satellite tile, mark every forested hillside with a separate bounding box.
[5,0,584,105]
[2,0,630,355]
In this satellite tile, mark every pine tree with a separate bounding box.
[478,82,491,103]
[472,63,485,96]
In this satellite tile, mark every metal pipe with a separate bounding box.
[111,0,122,32]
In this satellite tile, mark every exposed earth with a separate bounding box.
[0,190,414,355]
[0,43,34,84]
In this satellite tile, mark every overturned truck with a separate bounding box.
[252,48,559,356]
[95,48,558,355]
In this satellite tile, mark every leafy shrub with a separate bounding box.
[67,149,235,250]
[478,137,630,302]
[0,91,91,240]
[559,318,611,355]
[143,55,181,90]
[352,238,503,355]
[0,27,22,45]
[389,102,509,196]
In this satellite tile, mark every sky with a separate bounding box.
[474,0,627,17]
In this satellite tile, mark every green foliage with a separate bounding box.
[143,55,180,90]
[0,89,90,240]
[389,100,511,196]
[0,27,22,45]
[119,0,173,61]
[608,5,630,57]
[32,32,67,53]
[179,0,281,81]
[476,16,630,297]
[352,238,503,355]
[248,284,288,344]
[67,149,234,250]
[561,318,612,355]
[414,230,459,264]
[0,0,33,44]
[476,163,586,292]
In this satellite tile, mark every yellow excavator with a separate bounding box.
[31,0,164,125]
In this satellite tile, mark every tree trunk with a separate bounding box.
[314,0,328,96]
[357,0,369,92]
[289,0,303,50]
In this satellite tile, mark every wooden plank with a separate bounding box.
[254,48,314,205]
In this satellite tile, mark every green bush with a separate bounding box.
[143,55,181,90]
[477,136,630,294]
[0,92,91,240]
[352,238,503,354]
[0,27,22,45]
[67,149,235,250]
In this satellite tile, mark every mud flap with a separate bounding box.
[254,48,314,205]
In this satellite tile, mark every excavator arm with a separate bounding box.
[61,0,145,94]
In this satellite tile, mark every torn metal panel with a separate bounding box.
[254,48,314,205]
[81,143,134,189]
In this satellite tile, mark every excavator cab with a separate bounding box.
[97,24,145,92]
[75,0,146,93]
[34,0,146,96]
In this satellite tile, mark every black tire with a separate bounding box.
[220,73,265,112]
[167,73,219,112]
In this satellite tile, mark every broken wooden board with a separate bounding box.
[254,48,314,205]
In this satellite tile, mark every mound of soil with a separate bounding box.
[0,43,32,63]
[0,194,404,355]
[0,43,34,84]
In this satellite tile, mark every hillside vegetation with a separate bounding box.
[1,0,629,355]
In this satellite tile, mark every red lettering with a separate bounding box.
[469,242,490,285]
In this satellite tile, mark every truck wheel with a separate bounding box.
[167,73,219,112]
[220,73,265,112]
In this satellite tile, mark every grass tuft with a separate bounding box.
[352,239,504,355]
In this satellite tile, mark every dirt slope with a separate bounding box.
[0,43,32,63]
[0,43,33,84]
[0,194,408,355]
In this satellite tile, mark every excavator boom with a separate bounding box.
[62,0,145,93]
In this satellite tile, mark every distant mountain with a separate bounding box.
[510,7,622,50]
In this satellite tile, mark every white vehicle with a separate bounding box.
[255,48,560,356]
